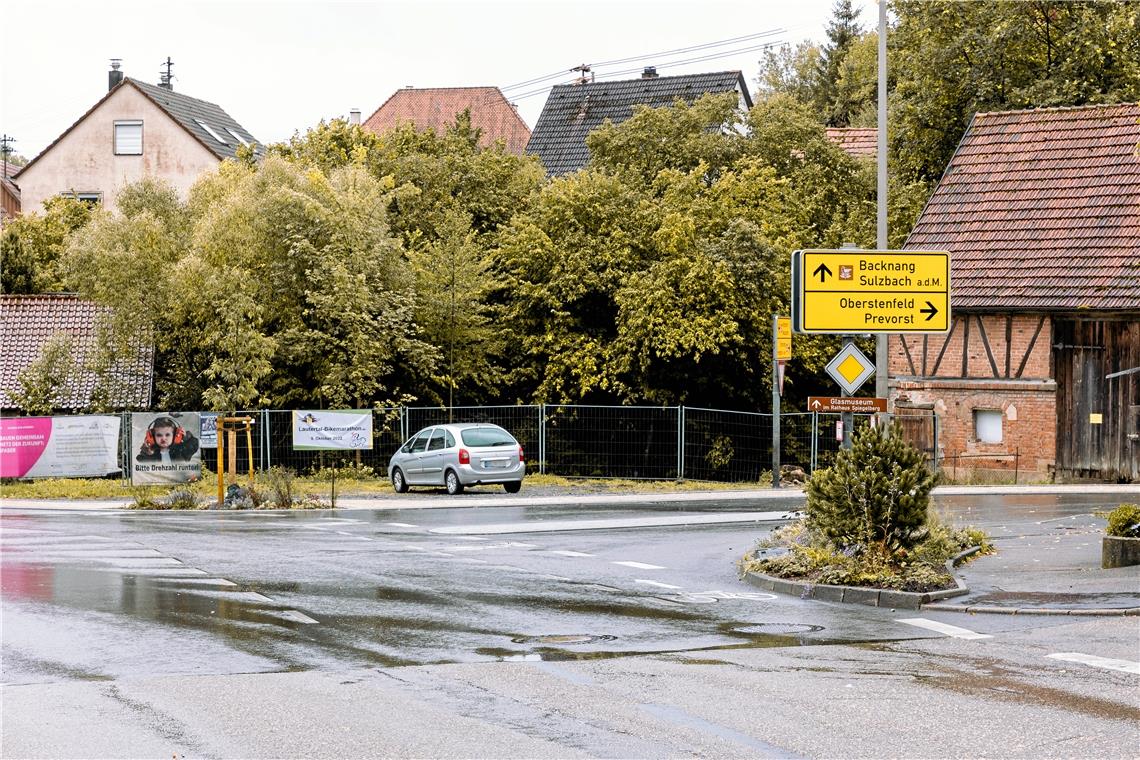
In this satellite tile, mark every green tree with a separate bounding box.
[806,423,935,554]
[1,196,92,294]
[9,333,81,414]
[817,0,865,126]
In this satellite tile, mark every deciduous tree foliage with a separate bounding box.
[1,196,91,294]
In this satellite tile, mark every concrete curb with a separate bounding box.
[745,544,1140,616]
[742,547,978,610]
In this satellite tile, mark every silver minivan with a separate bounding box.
[388,423,525,495]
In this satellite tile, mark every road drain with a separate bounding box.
[732,623,823,635]
[511,634,618,645]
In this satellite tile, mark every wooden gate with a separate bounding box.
[894,403,937,468]
[1054,319,1140,481]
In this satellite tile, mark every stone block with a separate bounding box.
[1102,536,1140,569]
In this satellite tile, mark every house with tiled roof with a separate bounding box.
[14,61,260,215]
[825,127,876,158]
[889,103,1140,481]
[1,161,20,224]
[0,294,154,412]
[526,68,753,176]
[363,87,531,155]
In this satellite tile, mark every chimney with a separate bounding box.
[349,109,361,126]
[642,66,659,79]
[108,59,124,91]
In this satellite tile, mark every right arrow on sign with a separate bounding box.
[920,301,938,321]
[813,263,832,282]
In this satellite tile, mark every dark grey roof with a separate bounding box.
[525,71,752,176]
[129,78,262,161]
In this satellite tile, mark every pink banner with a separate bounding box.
[0,416,120,479]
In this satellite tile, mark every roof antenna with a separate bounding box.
[571,63,593,85]
[159,57,175,91]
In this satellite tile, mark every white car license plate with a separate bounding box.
[483,458,509,469]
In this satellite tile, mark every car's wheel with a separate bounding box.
[445,469,464,495]
[503,481,522,494]
[391,468,409,493]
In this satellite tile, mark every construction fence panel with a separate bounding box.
[544,405,679,479]
[682,407,771,482]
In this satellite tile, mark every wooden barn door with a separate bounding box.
[1055,319,1140,481]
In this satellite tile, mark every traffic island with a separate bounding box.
[744,547,976,610]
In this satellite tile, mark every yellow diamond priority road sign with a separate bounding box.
[793,249,950,334]
[825,343,875,395]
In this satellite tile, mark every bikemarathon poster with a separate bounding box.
[292,410,373,450]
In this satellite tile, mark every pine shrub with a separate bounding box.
[805,423,935,555]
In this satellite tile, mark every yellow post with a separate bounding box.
[216,418,225,507]
[245,422,255,488]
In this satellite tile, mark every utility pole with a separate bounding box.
[874,0,890,403]
[1,134,14,180]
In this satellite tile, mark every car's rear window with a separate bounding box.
[460,428,516,447]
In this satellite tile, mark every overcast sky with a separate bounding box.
[2,0,877,161]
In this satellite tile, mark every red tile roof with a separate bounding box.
[363,87,531,155]
[826,127,877,158]
[0,294,153,410]
[906,103,1140,311]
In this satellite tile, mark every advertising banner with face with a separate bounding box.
[131,412,202,485]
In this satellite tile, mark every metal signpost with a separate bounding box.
[772,315,792,488]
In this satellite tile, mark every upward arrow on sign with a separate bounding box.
[813,263,832,282]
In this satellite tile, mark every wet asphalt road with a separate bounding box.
[2,491,1138,758]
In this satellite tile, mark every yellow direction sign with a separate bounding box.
[793,249,950,334]
[776,317,792,361]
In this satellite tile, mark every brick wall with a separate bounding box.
[888,313,1057,477]
[892,378,1057,475]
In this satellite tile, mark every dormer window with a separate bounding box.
[114,120,143,155]
[195,119,228,145]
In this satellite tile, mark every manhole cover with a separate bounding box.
[732,623,823,635]
[510,634,617,645]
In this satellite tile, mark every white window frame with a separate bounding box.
[225,127,249,146]
[195,118,228,145]
[114,120,143,155]
[60,190,103,206]
[974,409,1003,444]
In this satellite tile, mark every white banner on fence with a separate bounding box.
[0,415,121,479]
[131,413,202,485]
[292,410,373,450]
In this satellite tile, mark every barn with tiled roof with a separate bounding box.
[890,103,1140,482]
[363,87,531,156]
[0,294,153,412]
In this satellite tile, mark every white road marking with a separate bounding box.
[635,580,683,589]
[152,577,238,587]
[1046,652,1140,675]
[430,511,791,535]
[549,550,593,557]
[386,522,419,528]
[613,561,666,570]
[897,617,993,640]
[278,610,319,624]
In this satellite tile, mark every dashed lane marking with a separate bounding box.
[897,617,992,640]
[386,522,420,528]
[635,580,683,589]
[613,561,666,570]
[1046,652,1140,675]
[278,610,320,624]
[549,550,593,557]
